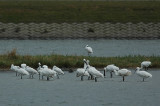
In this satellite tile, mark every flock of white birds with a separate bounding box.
[10,45,152,82]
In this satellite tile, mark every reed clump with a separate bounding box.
[0,49,160,70]
[7,48,18,59]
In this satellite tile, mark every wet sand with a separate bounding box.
[0,69,160,106]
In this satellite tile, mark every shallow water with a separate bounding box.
[0,39,160,57]
[0,69,160,106]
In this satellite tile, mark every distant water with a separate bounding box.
[0,39,160,57]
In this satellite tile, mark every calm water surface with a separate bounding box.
[0,70,160,106]
[0,39,160,57]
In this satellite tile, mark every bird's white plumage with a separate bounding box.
[10,64,19,73]
[113,69,131,81]
[17,67,29,75]
[16,66,29,79]
[114,69,132,76]
[21,63,27,69]
[85,45,93,56]
[105,64,119,72]
[135,67,152,81]
[104,64,119,78]
[141,61,151,70]
[76,68,90,77]
[85,59,104,81]
[37,62,42,73]
[26,66,38,75]
[41,67,56,77]
[118,69,132,76]
[88,66,104,78]
[11,64,29,76]
[42,65,48,68]
[53,66,64,75]
[76,59,90,78]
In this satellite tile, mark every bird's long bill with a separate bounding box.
[84,60,88,65]
[84,66,89,72]
[83,66,89,75]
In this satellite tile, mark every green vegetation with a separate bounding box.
[0,49,160,70]
[0,1,160,23]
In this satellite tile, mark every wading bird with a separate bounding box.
[135,67,152,82]
[40,67,57,81]
[37,63,49,80]
[104,64,119,78]
[52,66,64,79]
[85,45,93,56]
[76,59,90,81]
[141,61,151,71]
[21,63,27,69]
[113,69,131,82]
[84,59,104,82]
[25,66,38,78]
[10,64,19,76]
[16,66,29,79]
[37,62,43,79]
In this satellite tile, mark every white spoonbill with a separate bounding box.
[113,69,131,82]
[25,66,38,78]
[37,63,49,80]
[85,59,104,82]
[21,63,27,69]
[141,61,151,71]
[37,62,47,79]
[76,59,90,81]
[37,62,42,79]
[41,67,56,81]
[135,67,152,82]
[83,59,95,80]
[16,66,29,79]
[37,62,41,71]
[85,45,93,56]
[104,64,119,78]
[52,66,64,79]
[10,64,19,76]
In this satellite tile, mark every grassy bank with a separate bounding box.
[0,1,160,23]
[0,49,160,70]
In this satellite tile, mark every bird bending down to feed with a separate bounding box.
[52,65,64,79]
[141,61,151,71]
[85,45,93,56]
[40,67,57,81]
[135,67,152,82]
[84,59,104,82]
[113,69,131,82]
[104,64,119,78]
[16,66,29,79]
[25,66,38,78]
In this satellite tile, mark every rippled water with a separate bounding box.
[0,70,160,106]
[0,39,160,57]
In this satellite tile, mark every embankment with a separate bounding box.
[0,22,160,39]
